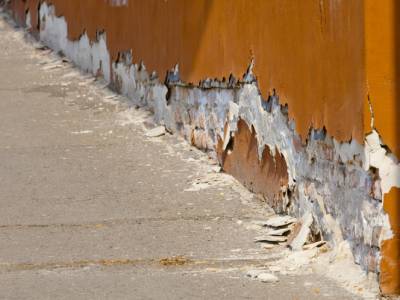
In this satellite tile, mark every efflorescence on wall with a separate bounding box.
[5,0,400,294]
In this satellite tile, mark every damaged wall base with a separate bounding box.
[6,1,400,294]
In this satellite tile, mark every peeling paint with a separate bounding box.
[110,50,400,275]
[39,3,111,83]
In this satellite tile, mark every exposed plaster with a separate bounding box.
[25,9,30,29]
[39,3,111,83]
[108,0,128,6]
[365,131,400,195]
[35,1,400,276]
[367,94,375,129]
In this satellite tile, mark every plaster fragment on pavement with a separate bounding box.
[266,227,291,236]
[246,269,265,279]
[145,126,166,137]
[246,269,279,283]
[257,273,279,283]
[261,216,297,228]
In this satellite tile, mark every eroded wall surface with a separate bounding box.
[364,0,400,294]
[5,0,400,295]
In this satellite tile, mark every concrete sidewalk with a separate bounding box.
[0,13,361,300]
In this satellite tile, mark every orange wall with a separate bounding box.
[364,0,399,158]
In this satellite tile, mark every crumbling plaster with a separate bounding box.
[25,1,400,282]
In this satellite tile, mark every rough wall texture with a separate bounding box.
[217,119,289,211]
[5,0,400,295]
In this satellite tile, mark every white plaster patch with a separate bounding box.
[25,10,31,29]
[39,3,111,83]
[365,130,400,194]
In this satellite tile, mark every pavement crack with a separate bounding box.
[0,256,280,273]
[0,142,118,153]
[0,215,254,231]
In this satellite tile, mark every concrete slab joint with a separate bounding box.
[4,0,400,295]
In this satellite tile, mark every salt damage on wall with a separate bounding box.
[35,2,399,277]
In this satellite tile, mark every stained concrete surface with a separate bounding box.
[0,13,361,300]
